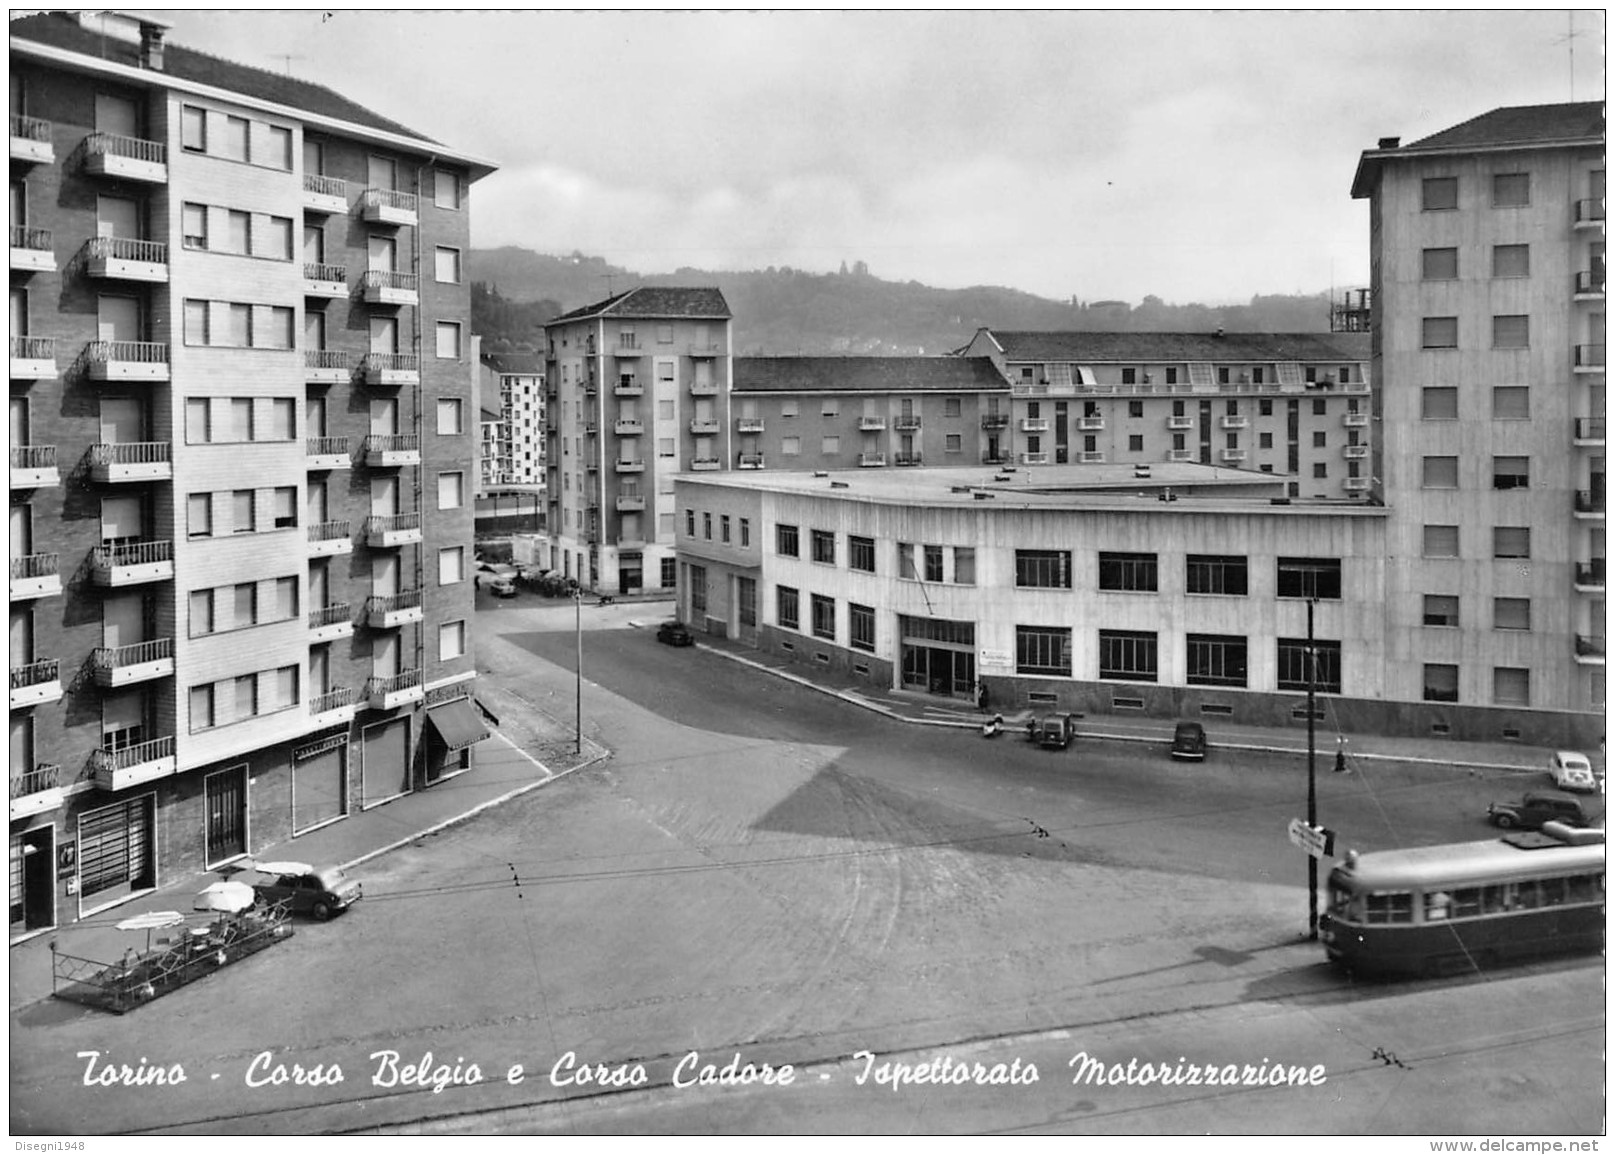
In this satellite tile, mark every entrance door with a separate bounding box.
[304,224,324,265]
[204,766,247,865]
[367,233,396,273]
[307,477,328,525]
[9,286,25,336]
[367,154,397,192]
[10,826,55,935]
[309,643,330,695]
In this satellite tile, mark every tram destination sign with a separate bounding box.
[1287,818,1336,859]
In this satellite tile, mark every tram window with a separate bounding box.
[1537,877,1567,905]
[1365,892,1413,924]
[1512,882,1542,910]
[1450,888,1483,918]
[1566,874,1600,903]
[1480,884,1509,914]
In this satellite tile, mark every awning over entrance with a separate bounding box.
[426,699,490,752]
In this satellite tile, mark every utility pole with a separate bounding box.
[575,587,583,755]
[1306,595,1319,941]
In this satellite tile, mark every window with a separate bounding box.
[1312,463,1328,479]
[1423,664,1459,703]
[232,489,255,533]
[435,247,461,284]
[228,397,254,442]
[184,299,209,345]
[261,215,292,261]
[1258,432,1273,449]
[1423,594,1459,627]
[188,493,212,538]
[1493,456,1529,490]
[781,436,800,456]
[1017,626,1072,677]
[437,398,464,435]
[821,399,839,418]
[1098,551,1157,592]
[657,438,676,458]
[1492,172,1530,207]
[1128,435,1143,452]
[821,436,840,455]
[266,125,292,171]
[1278,639,1342,694]
[436,321,463,360]
[272,576,297,622]
[1494,667,1529,706]
[190,685,214,731]
[1422,387,1458,420]
[1099,630,1157,682]
[807,594,835,639]
[721,515,730,544]
[850,603,875,652]
[1492,386,1529,419]
[945,433,962,453]
[439,620,466,661]
[811,529,836,564]
[1276,557,1341,600]
[1492,315,1529,349]
[1422,456,1458,488]
[181,105,206,152]
[657,324,673,344]
[1423,525,1459,557]
[1422,247,1457,279]
[1493,244,1530,277]
[1312,398,1326,416]
[233,582,257,629]
[189,589,214,637]
[775,524,800,557]
[913,544,939,583]
[1422,317,1458,349]
[1493,527,1530,559]
[897,543,917,580]
[1422,176,1458,210]
[272,486,296,529]
[1016,550,1071,589]
[702,512,712,540]
[689,565,707,614]
[777,585,799,630]
[269,398,295,441]
[1186,554,1247,596]
[1186,634,1247,687]
[438,471,465,509]
[739,519,750,548]
[225,209,250,254]
[685,509,695,537]
[849,535,875,573]
[1312,431,1327,448]
[1494,597,1530,630]
[226,302,251,346]
[182,202,207,249]
[434,170,461,209]
[781,400,798,418]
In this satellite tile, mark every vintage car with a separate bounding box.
[248,861,362,920]
[1170,721,1208,761]
[1486,791,1592,832]
[1027,712,1078,749]
[1549,750,1599,793]
[657,619,695,647]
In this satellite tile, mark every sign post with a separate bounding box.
[1288,818,1336,860]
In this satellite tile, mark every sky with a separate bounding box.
[144,7,1605,306]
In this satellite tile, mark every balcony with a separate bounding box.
[1220,448,1247,463]
[365,668,424,711]
[91,736,177,792]
[1574,635,1606,665]
[364,512,423,548]
[1574,344,1605,372]
[1166,448,1195,462]
[360,269,419,307]
[736,417,765,433]
[688,342,724,358]
[1020,452,1049,465]
[89,441,172,483]
[306,436,352,470]
[78,131,166,183]
[1166,415,1194,430]
[91,638,175,688]
[10,225,53,273]
[859,452,887,467]
[614,418,644,436]
[362,352,420,387]
[894,453,923,467]
[362,434,421,468]
[91,540,173,587]
[1343,411,1369,427]
[308,686,359,728]
[11,445,58,489]
[360,187,418,227]
[894,416,922,432]
[858,416,888,431]
[1220,415,1248,430]
[10,659,62,709]
[1021,418,1049,433]
[689,417,722,434]
[308,602,355,642]
[1079,451,1105,464]
[1344,477,1371,493]
[10,113,54,164]
[615,493,646,512]
[1574,560,1606,592]
[10,335,56,379]
[1343,445,1369,459]
[84,340,169,382]
[304,261,348,298]
[614,458,645,474]
[1078,415,1105,431]
[981,413,1010,430]
[10,763,63,822]
[737,453,765,470]
[614,377,642,396]
[304,348,352,384]
[1573,417,1606,446]
[1574,270,1606,299]
[365,589,424,629]
[303,173,349,215]
[11,552,61,599]
[1574,198,1605,228]
[1573,490,1605,519]
[690,457,722,471]
[301,523,352,561]
[689,379,719,396]
[80,236,167,282]
[981,453,1010,466]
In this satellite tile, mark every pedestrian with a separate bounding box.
[977,681,990,713]
[1334,735,1349,774]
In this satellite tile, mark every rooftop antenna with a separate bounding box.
[269,54,306,76]
[1553,12,1581,101]
[599,273,617,297]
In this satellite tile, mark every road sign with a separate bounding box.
[1287,818,1336,859]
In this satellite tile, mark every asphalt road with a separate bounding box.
[10,607,1604,1136]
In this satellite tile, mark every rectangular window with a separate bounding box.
[438,471,465,509]
[1312,431,1327,449]
[260,305,293,349]
[689,565,707,614]
[1493,527,1530,559]
[821,399,839,418]
[272,486,296,528]
[781,400,799,418]
[1494,667,1529,706]
[953,547,975,585]
[184,299,209,345]
[685,509,695,537]
[1099,630,1157,682]
[1423,525,1459,557]
[897,543,917,580]
[1016,550,1072,589]
[437,398,464,435]
[439,620,466,661]
[945,433,962,453]
[224,209,250,255]
[1186,554,1248,596]
[1422,247,1457,279]
[1423,456,1458,488]
[702,512,712,540]
[1492,386,1529,419]
[849,603,875,652]
[1422,176,1458,210]
[436,321,463,359]
[738,577,756,627]
[189,589,214,637]
[261,215,292,261]
[273,576,297,621]
[1278,639,1343,694]
[1423,663,1459,703]
[434,170,461,210]
[1492,456,1529,489]
[266,125,292,171]
[223,116,249,162]
[190,684,214,731]
[721,515,731,544]
[1492,244,1530,278]
[1186,634,1247,687]
[233,582,257,629]
[229,397,253,442]
[182,202,208,249]
[740,519,750,548]
[1422,387,1458,420]
[181,105,206,152]
[849,535,876,573]
[1492,172,1530,207]
[777,585,799,630]
[1494,597,1530,630]
[1017,625,1072,677]
[1276,557,1341,600]
[185,396,210,443]
[811,529,836,564]
[435,246,461,284]
[226,302,251,347]
[821,436,840,455]
[781,436,800,456]
[1422,317,1458,349]
[188,493,212,538]
[1098,551,1157,592]
[232,489,255,533]
[269,398,295,440]
[1492,315,1529,349]
[776,524,801,557]
[1423,594,1459,627]
[924,545,944,583]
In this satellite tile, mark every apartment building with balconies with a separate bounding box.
[9,10,496,938]
[541,287,731,594]
[1351,101,1605,737]
[956,330,1374,496]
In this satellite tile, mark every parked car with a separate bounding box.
[487,575,518,598]
[657,620,694,647]
[249,861,362,920]
[1486,790,1591,831]
[1549,750,1599,792]
[1027,712,1078,749]
[1170,721,1207,760]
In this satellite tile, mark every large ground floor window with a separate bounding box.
[1186,634,1247,687]
[1016,625,1072,676]
[1277,638,1342,694]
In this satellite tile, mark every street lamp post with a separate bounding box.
[575,586,583,755]
[1306,596,1319,941]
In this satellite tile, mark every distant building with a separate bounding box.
[476,351,544,492]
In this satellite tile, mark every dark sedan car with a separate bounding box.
[657,620,695,647]
[1170,721,1207,760]
[249,861,361,920]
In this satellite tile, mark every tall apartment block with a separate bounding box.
[9,10,496,938]
[542,288,732,593]
[475,350,545,492]
[1352,102,1604,736]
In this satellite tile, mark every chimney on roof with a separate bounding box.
[139,20,167,71]
[1377,136,1400,149]
[1214,327,1225,339]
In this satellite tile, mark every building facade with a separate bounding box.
[1352,102,1605,732]
[9,10,495,938]
[475,350,544,492]
[542,287,732,594]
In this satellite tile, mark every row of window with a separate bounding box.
[1350,873,1601,926]
[189,577,299,637]
[1420,386,1531,420]
[181,203,293,260]
[1422,525,1533,559]
[1421,315,1530,350]
[1422,595,1531,630]
[1013,367,1359,387]
[180,105,292,170]
[686,509,752,547]
[185,396,296,443]
[189,665,299,733]
[1420,173,1532,211]
[1421,244,1532,280]
[187,487,297,537]
[183,299,295,349]
[1421,456,1533,489]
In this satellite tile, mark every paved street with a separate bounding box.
[9,596,1605,1136]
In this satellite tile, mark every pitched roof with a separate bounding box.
[1405,102,1605,151]
[10,11,433,146]
[733,356,1010,393]
[479,407,502,423]
[981,331,1370,364]
[548,287,731,325]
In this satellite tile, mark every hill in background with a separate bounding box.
[471,246,1344,356]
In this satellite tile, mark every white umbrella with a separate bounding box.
[193,880,256,914]
[115,910,185,952]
